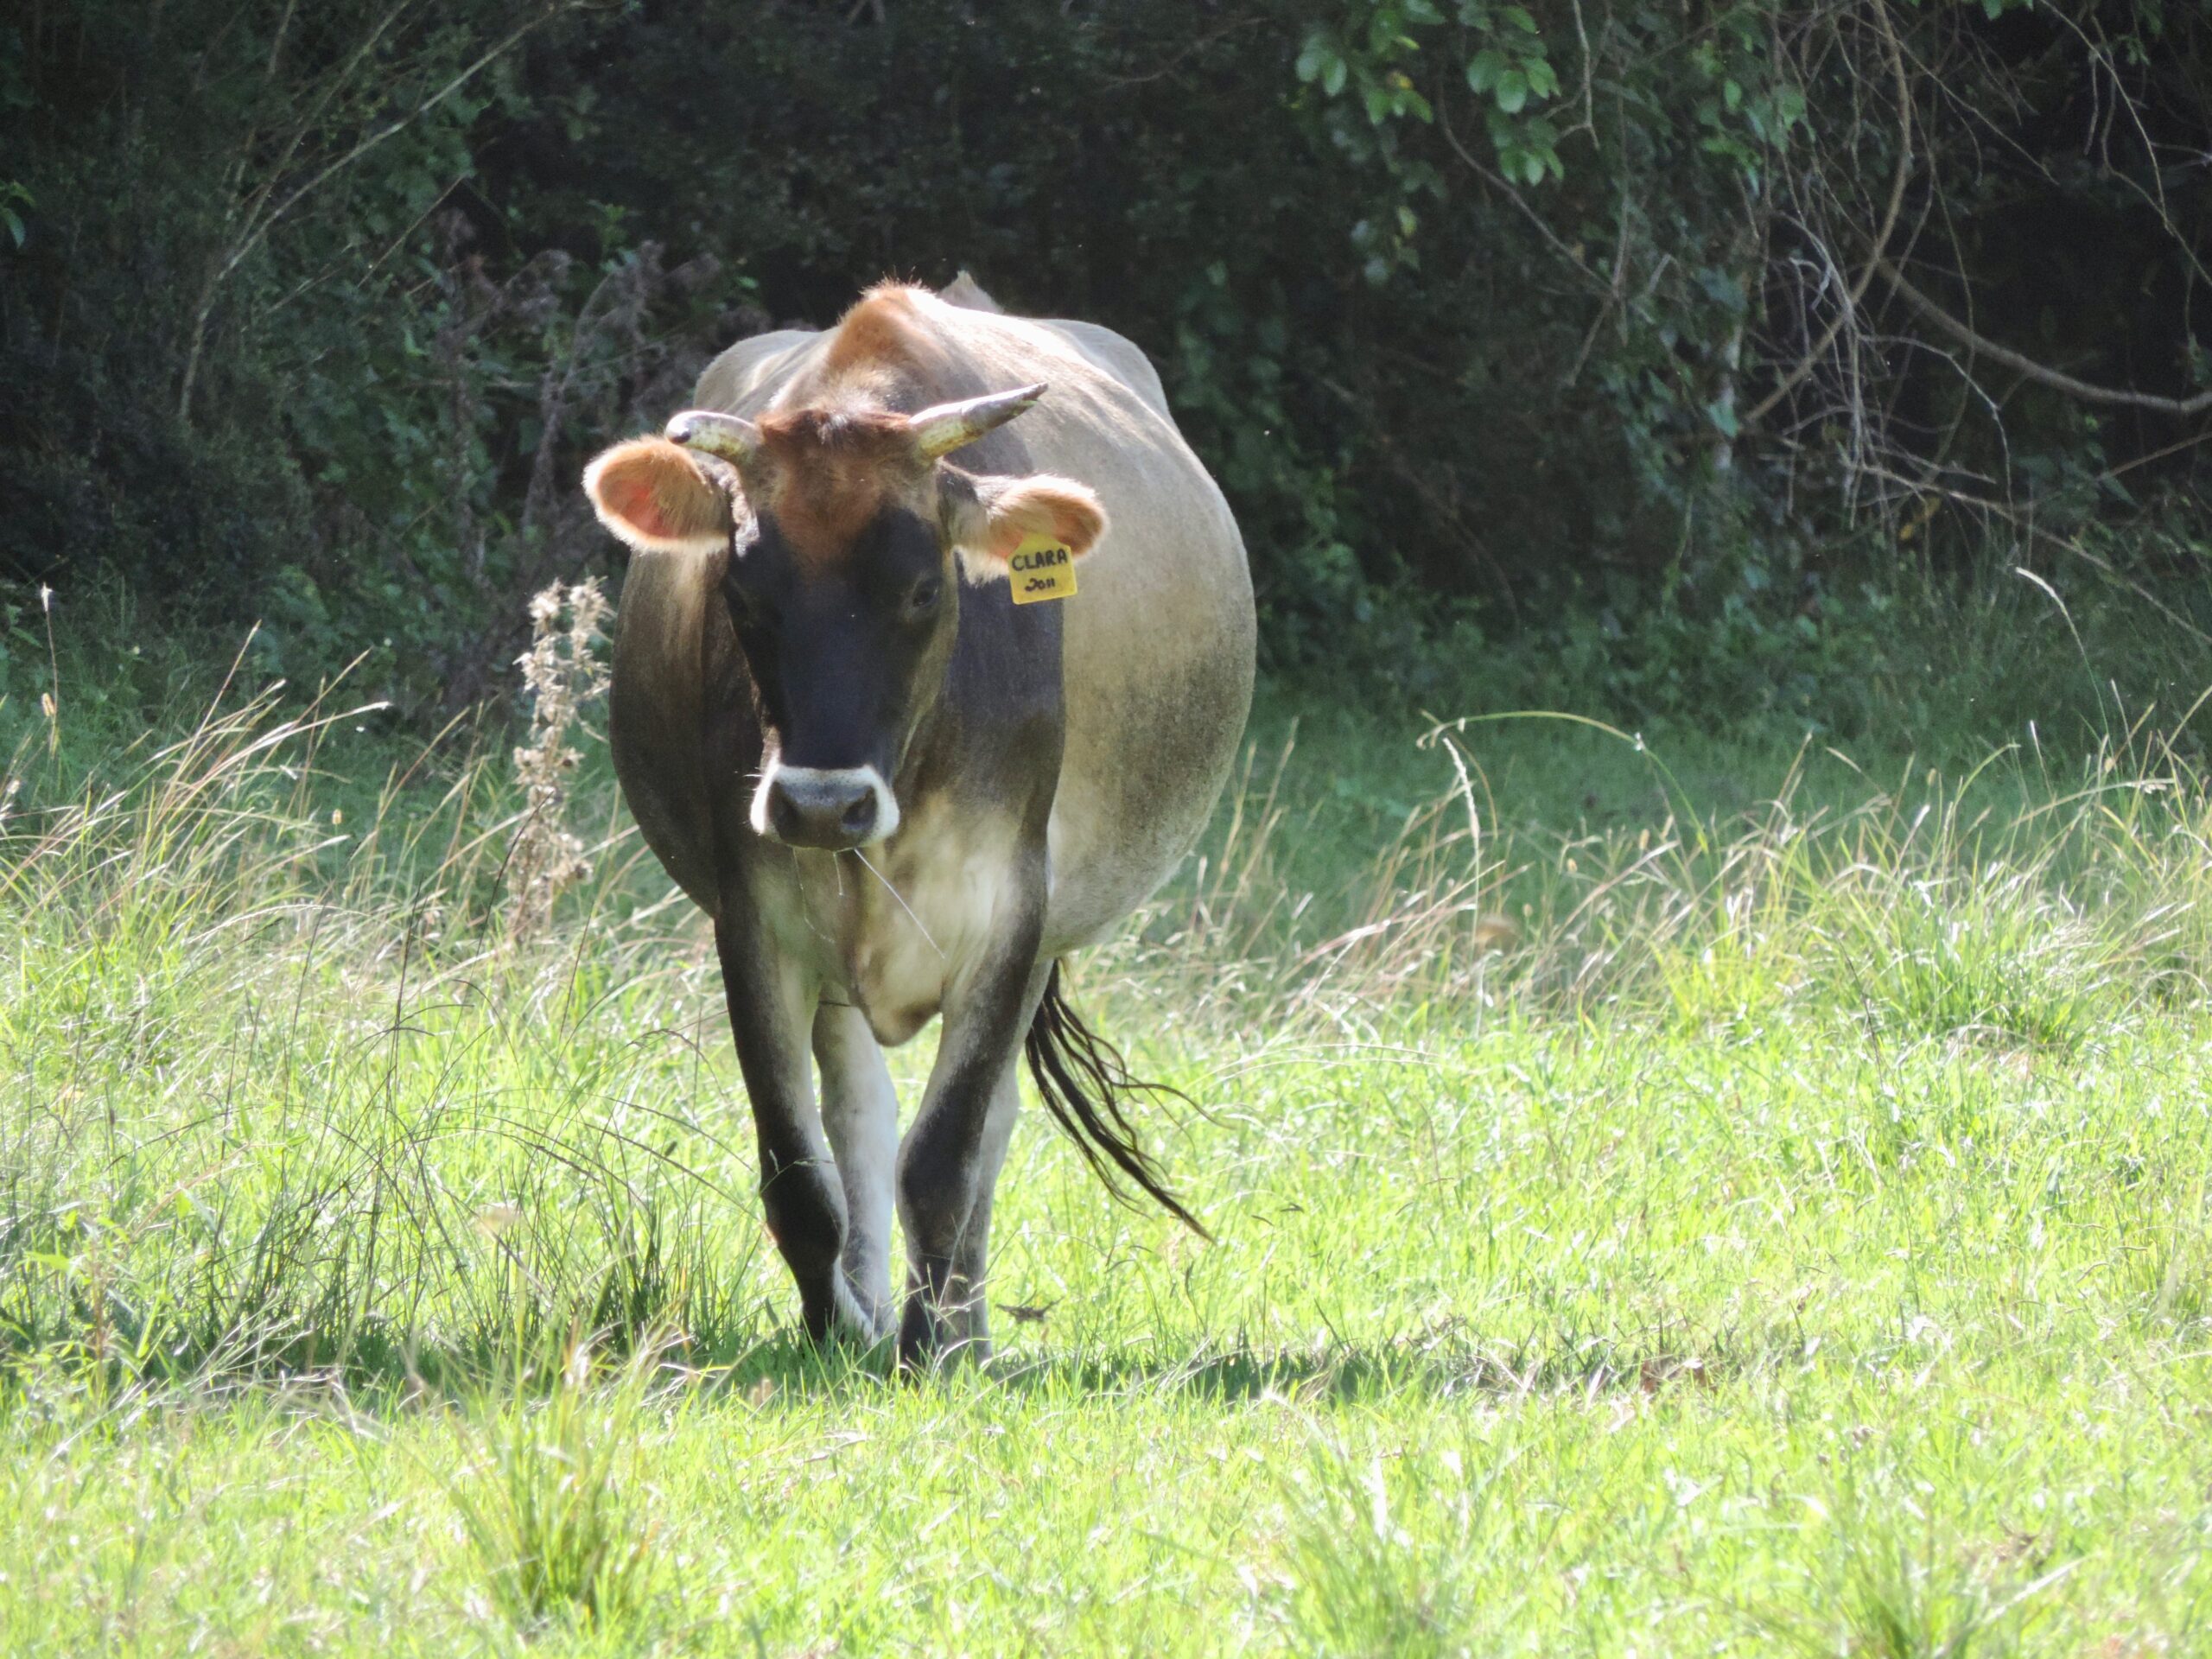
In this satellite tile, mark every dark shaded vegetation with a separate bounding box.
[3,0,2209,744]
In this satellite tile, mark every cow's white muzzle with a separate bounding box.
[751,763,901,850]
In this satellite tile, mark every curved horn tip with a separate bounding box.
[664,409,760,458]
[909,382,1052,458]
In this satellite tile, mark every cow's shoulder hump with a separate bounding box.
[696,328,822,414]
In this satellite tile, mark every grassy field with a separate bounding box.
[5,648,2212,1656]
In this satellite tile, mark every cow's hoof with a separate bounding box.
[896,1300,994,1376]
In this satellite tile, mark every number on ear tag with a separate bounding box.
[1007,533,1077,604]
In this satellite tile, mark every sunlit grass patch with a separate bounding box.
[1274,1426,1517,1656]
[443,1333,669,1638]
[4,657,2212,1649]
[2115,1163,2212,1336]
[1736,1464,2072,1658]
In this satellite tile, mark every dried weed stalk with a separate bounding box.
[506,578,612,942]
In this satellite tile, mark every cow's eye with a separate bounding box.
[906,575,944,618]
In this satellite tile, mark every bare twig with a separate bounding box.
[1100,15,1268,90]
[506,580,613,943]
[1316,375,1522,617]
[1853,461,2212,648]
[1878,259,2212,419]
[1745,0,1913,429]
[1435,102,1610,298]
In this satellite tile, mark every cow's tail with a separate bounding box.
[1024,961,1210,1238]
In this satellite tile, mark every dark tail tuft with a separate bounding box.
[1024,961,1210,1238]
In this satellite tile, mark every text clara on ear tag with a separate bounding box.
[1008,534,1077,605]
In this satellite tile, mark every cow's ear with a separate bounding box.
[583,437,734,554]
[943,469,1107,581]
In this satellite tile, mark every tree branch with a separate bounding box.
[1878,257,2212,418]
[1435,102,1610,298]
[1745,0,1911,429]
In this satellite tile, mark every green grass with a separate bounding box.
[6,651,2212,1654]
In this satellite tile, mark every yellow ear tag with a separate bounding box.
[1007,532,1077,605]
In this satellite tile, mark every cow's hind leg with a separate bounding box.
[714,905,868,1343]
[812,1000,899,1339]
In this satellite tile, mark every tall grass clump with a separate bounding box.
[445,1331,671,1636]
[1274,1423,1522,1656]
[1736,1463,2075,1658]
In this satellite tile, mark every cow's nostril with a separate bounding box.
[767,784,820,842]
[840,795,874,836]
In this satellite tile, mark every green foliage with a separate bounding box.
[1281,0,2210,715]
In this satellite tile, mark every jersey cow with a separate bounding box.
[582,276,1255,1363]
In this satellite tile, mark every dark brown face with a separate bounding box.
[725,493,956,849]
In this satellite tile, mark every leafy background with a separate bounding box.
[3,0,2208,741]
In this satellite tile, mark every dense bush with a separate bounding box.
[2,0,2207,734]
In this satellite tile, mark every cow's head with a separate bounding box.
[582,385,1105,850]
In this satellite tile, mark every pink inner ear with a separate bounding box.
[601,466,679,541]
[988,480,1107,561]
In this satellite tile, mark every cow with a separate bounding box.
[581,275,1255,1365]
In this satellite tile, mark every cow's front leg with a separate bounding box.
[896,923,1051,1370]
[713,900,866,1343]
[812,999,899,1339]
[945,1058,1023,1357]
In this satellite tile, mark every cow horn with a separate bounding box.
[665,410,760,464]
[906,383,1046,459]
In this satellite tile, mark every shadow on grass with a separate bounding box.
[700,1319,1802,1412]
[1,1306,1815,1421]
